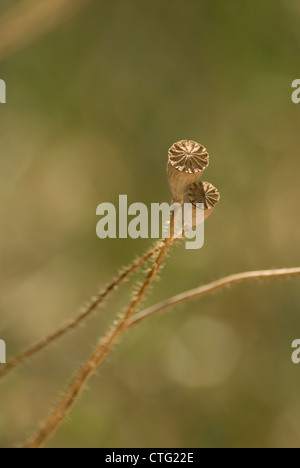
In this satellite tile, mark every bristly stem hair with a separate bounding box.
[129,267,300,328]
[0,243,161,380]
[25,213,177,448]
[25,265,300,448]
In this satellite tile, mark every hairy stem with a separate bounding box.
[24,265,300,447]
[25,215,177,448]
[129,267,300,328]
[0,244,161,380]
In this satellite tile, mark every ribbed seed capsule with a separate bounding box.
[167,140,209,203]
[188,181,220,211]
[184,181,220,231]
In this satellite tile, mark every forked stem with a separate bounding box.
[0,244,160,380]
[25,213,177,448]
[24,265,300,448]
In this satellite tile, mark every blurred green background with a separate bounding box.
[1,0,300,449]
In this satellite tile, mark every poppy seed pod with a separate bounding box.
[167,140,209,203]
[184,181,220,231]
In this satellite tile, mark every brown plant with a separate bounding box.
[2,139,299,449]
[21,140,216,447]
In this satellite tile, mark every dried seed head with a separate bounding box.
[183,181,220,232]
[167,140,209,203]
[188,181,220,211]
[168,140,209,174]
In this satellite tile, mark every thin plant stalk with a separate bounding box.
[129,267,300,328]
[25,265,300,448]
[0,243,162,380]
[25,213,178,448]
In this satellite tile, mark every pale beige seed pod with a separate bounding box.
[184,181,220,232]
[167,140,209,203]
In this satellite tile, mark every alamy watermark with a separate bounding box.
[292,79,300,104]
[291,340,300,364]
[96,195,206,250]
[0,339,6,364]
[0,79,6,103]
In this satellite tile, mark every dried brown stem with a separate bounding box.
[25,215,177,448]
[25,265,300,448]
[129,267,300,328]
[0,244,161,380]
[0,0,94,62]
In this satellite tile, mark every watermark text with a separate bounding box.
[0,79,6,103]
[0,339,6,364]
[292,79,300,104]
[292,339,300,364]
[96,195,205,250]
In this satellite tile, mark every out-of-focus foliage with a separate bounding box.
[0,0,300,448]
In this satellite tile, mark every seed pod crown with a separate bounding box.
[167,140,209,203]
[188,181,220,210]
